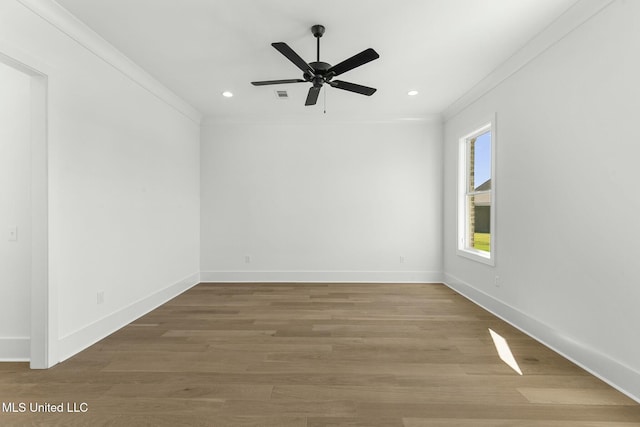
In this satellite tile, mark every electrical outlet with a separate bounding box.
[494,276,501,288]
[399,255,405,264]
[8,226,17,241]
[97,291,104,305]
[244,255,251,264]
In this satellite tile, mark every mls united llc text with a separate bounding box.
[2,402,88,413]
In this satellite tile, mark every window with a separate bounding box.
[458,119,495,265]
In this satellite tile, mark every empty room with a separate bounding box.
[1,0,639,425]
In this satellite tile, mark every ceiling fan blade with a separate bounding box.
[272,42,315,76]
[305,86,321,106]
[330,80,377,96]
[327,48,379,77]
[251,79,306,86]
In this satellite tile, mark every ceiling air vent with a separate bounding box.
[274,90,289,99]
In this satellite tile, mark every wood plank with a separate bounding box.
[518,387,637,405]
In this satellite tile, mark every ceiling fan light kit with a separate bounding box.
[251,24,379,106]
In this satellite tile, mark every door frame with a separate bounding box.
[0,51,52,368]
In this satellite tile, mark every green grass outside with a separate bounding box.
[474,233,491,252]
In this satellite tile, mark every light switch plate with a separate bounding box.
[8,227,17,241]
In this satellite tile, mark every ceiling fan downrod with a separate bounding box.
[311,24,325,62]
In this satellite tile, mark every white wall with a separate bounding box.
[201,119,442,283]
[0,61,31,360]
[0,1,200,363]
[443,0,640,400]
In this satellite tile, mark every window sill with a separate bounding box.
[457,248,495,266]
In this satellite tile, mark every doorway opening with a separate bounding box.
[0,52,50,368]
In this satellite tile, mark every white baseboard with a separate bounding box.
[0,337,30,361]
[57,272,200,363]
[200,270,443,283]
[444,273,640,404]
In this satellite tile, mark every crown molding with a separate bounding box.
[442,0,615,121]
[16,0,202,125]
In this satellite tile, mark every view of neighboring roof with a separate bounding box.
[476,178,491,192]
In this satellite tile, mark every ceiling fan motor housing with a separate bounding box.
[305,61,333,85]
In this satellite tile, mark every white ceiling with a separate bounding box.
[56,0,578,120]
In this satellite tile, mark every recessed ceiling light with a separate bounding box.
[222,91,233,98]
[408,90,419,96]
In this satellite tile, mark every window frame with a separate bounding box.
[457,117,496,266]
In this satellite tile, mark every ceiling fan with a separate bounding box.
[251,24,379,106]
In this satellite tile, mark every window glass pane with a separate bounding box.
[474,197,491,252]
[466,193,491,253]
[474,231,491,252]
[473,131,491,192]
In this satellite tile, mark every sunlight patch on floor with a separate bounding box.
[489,328,523,375]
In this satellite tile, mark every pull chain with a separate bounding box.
[324,87,327,114]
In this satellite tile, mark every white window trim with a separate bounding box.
[457,116,496,266]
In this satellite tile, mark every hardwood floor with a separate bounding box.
[1,283,639,426]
